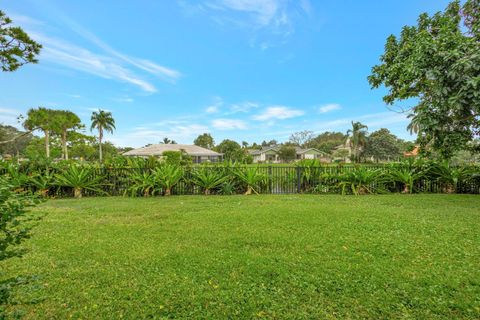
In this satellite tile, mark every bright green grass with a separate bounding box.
[2,195,480,319]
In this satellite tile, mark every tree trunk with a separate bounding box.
[165,188,171,196]
[74,187,82,198]
[45,130,50,158]
[62,130,69,160]
[204,189,210,195]
[99,128,103,162]
[244,186,253,195]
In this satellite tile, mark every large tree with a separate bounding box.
[347,121,368,162]
[363,128,403,162]
[289,130,314,147]
[90,110,115,162]
[193,133,215,149]
[0,124,32,157]
[215,139,243,162]
[368,0,480,159]
[304,131,347,154]
[0,10,41,72]
[54,110,82,160]
[23,107,56,158]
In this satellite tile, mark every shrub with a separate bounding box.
[55,166,107,198]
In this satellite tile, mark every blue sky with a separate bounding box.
[1,0,451,147]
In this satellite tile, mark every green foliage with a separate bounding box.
[3,195,480,318]
[193,133,215,150]
[363,128,403,162]
[152,164,183,196]
[304,131,347,155]
[0,125,32,157]
[54,166,106,198]
[336,167,386,195]
[426,162,477,193]
[162,151,192,166]
[0,10,42,72]
[90,110,115,162]
[124,171,158,197]
[235,167,265,195]
[369,0,480,159]
[277,145,296,162]
[347,121,368,162]
[215,139,244,162]
[191,168,228,195]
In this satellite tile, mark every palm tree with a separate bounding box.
[346,121,368,162]
[90,110,115,162]
[161,137,177,144]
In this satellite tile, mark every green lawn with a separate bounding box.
[2,195,480,319]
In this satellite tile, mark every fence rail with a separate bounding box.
[3,165,480,197]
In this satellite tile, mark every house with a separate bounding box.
[123,144,223,163]
[249,146,330,163]
[404,146,420,157]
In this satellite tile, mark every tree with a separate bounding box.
[0,10,41,72]
[346,121,368,162]
[261,140,277,147]
[0,124,32,157]
[23,107,56,158]
[363,128,402,162]
[53,110,82,160]
[368,0,480,159]
[277,145,297,162]
[90,110,115,162]
[289,130,314,147]
[161,137,176,144]
[304,131,347,154]
[215,139,244,162]
[193,133,215,149]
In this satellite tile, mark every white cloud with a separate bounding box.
[114,97,134,103]
[205,96,223,113]
[19,11,181,93]
[229,101,259,114]
[318,103,341,113]
[0,108,23,128]
[211,118,247,130]
[182,0,312,48]
[253,106,304,121]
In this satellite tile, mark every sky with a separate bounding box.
[0,0,452,148]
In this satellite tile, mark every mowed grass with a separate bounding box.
[2,195,480,319]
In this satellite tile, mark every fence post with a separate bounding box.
[268,166,273,193]
[296,166,302,193]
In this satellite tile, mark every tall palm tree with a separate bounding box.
[346,121,368,162]
[90,110,115,162]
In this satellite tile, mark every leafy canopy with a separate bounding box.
[369,0,480,159]
[0,10,41,72]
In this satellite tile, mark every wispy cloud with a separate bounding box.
[318,103,341,113]
[180,0,312,48]
[205,96,223,113]
[253,106,304,121]
[229,101,259,114]
[16,10,181,93]
[212,118,247,130]
[0,108,23,128]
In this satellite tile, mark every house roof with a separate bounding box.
[123,144,222,157]
[249,146,327,156]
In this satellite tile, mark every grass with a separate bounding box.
[2,195,480,319]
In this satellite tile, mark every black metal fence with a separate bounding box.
[4,165,480,197]
[81,165,480,197]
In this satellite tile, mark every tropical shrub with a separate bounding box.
[336,167,386,195]
[29,170,56,197]
[55,166,107,198]
[426,163,476,193]
[124,170,157,197]
[235,167,266,195]
[152,164,183,196]
[191,168,228,195]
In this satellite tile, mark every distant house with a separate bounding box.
[123,144,223,163]
[404,146,420,157]
[249,146,330,163]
